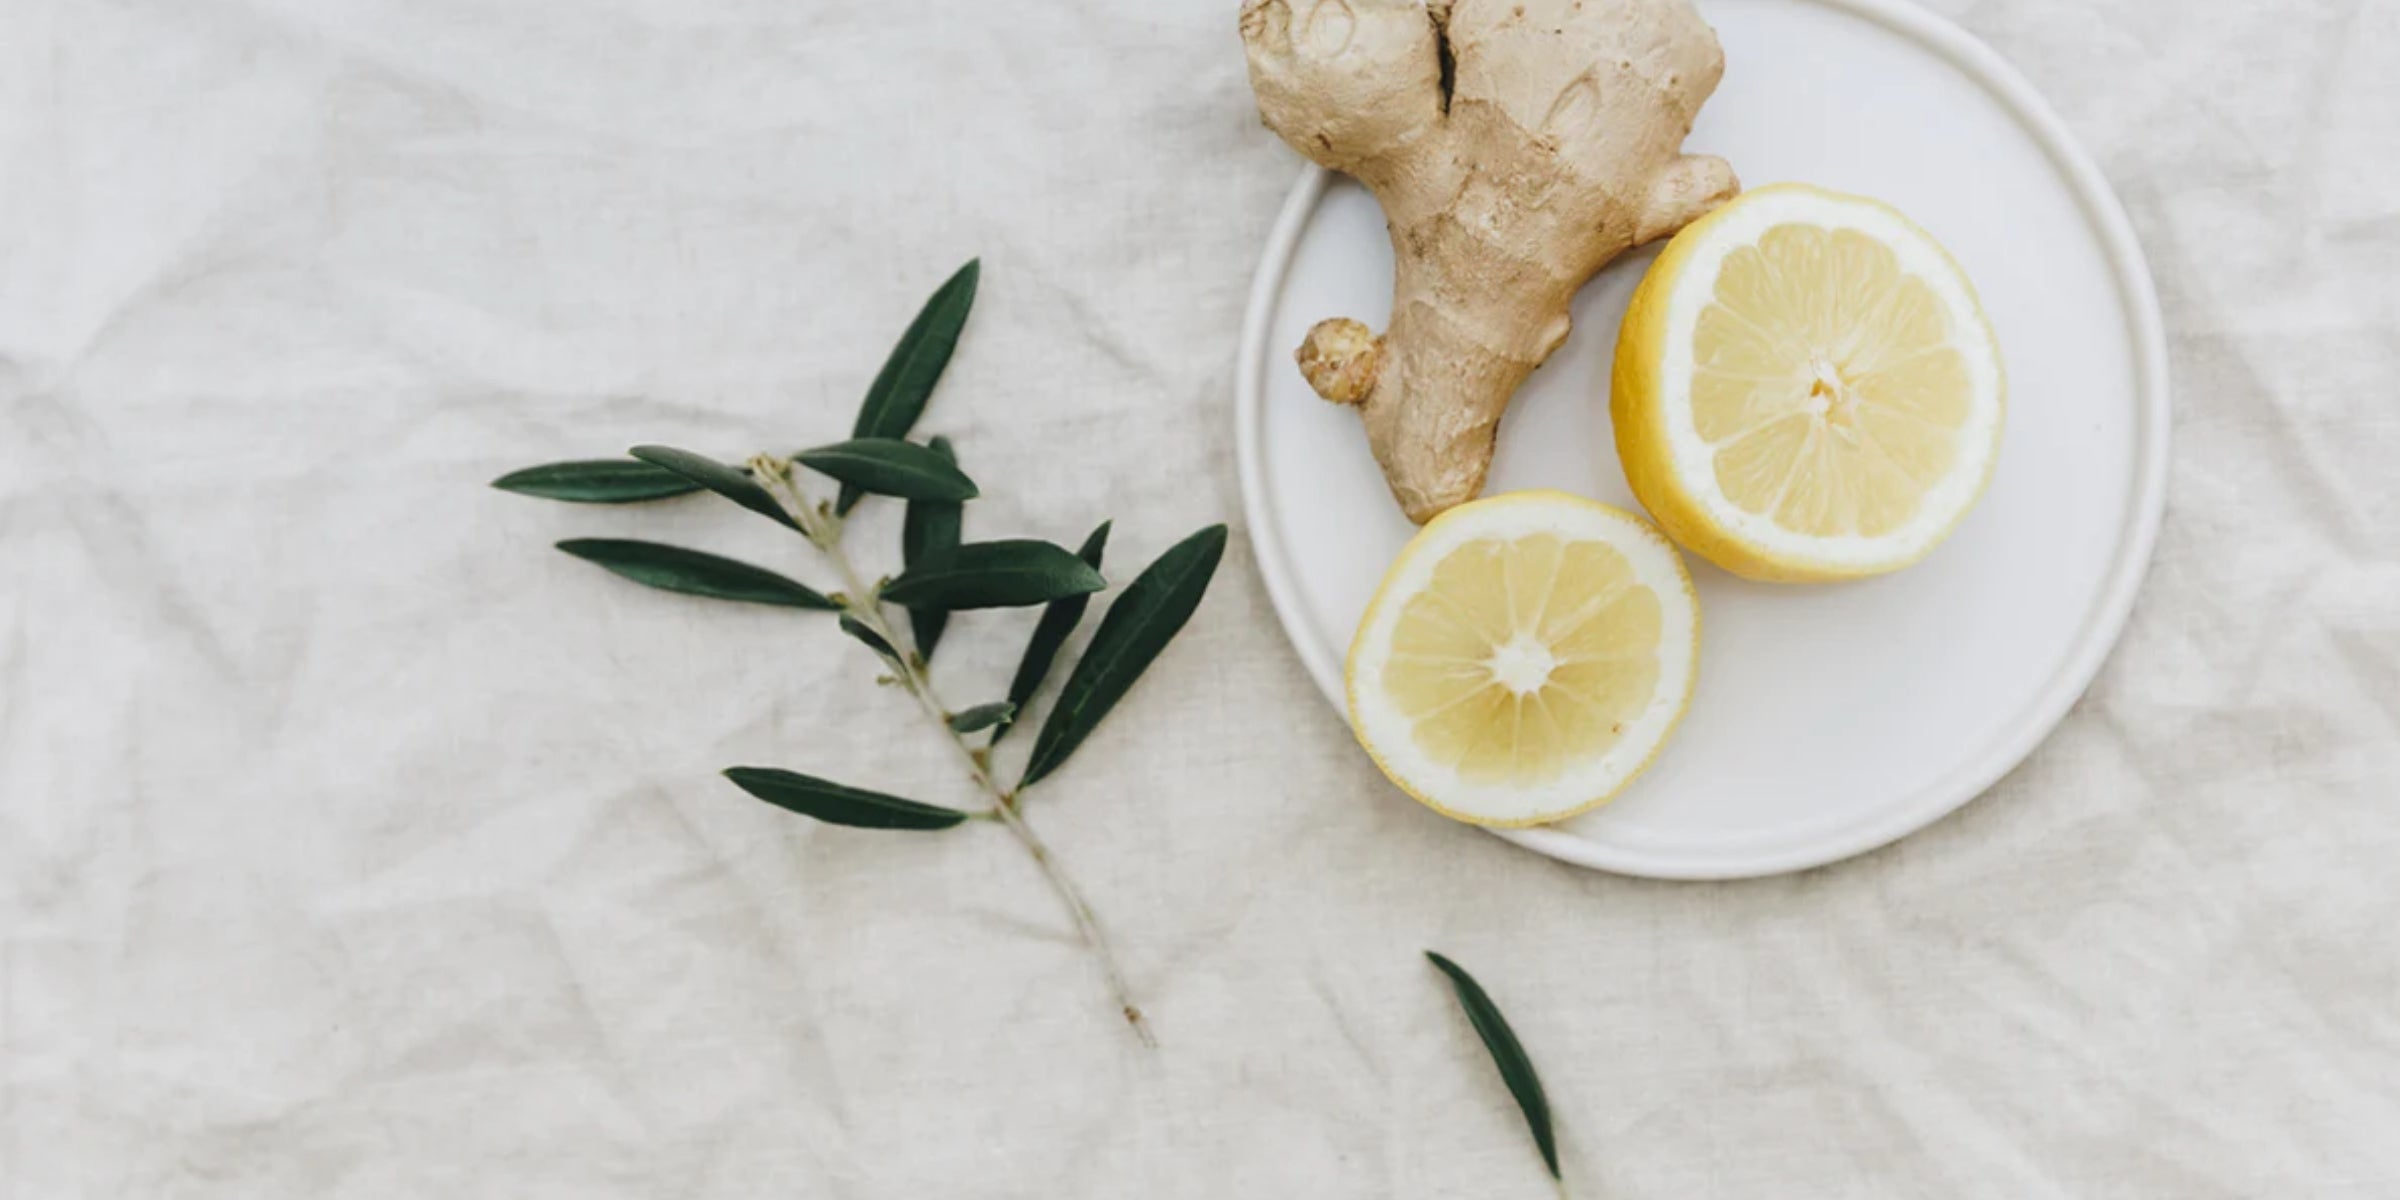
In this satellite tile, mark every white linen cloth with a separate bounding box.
[4,0,2395,1195]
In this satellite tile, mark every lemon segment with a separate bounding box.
[1346,492,1699,827]
[1614,184,2005,581]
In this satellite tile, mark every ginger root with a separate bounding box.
[1240,0,1738,522]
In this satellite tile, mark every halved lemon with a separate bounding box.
[1345,492,1699,827]
[1613,184,2005,582]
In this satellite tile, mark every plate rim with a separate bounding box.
[1233,0,2173,880]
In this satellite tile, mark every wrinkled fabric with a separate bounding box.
[3,0,2396,1196]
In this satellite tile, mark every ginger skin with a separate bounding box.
[1241,0,1738,522]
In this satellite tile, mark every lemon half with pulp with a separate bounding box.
[1346,492,1699,827]
[1614,183,2005,582]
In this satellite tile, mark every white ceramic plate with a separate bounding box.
[1235,0,2170,879]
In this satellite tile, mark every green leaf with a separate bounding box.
[628,445,799,531]
[492,459,702,503]
[724,767,968,830]
[1426,952,1560,1181]
[798,438,978,503]
[992,521,1110,743]
[946,702,1015,734]
[839,258,980,513]
[838,615,901,662]
[555,539,833,609]
[1020,524,1225,787]
[902,437,965,660]
[882,539,1105,611]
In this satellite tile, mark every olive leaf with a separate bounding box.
[1019,524,1225,787]
[556,539,834,609]
[839,259,979,513]
[993,520,1110,742]
[629,445,799,531]
[902,436,965,660]
[1426,951,1561,1182]
[839,615,901,662]
[946,702,1015,734]
[724,767,968,830]
[882,539,1105,611]
[492,458,702,503]
[797,438,978,503]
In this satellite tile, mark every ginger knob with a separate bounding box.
[1295,318,1384,406]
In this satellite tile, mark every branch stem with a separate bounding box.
[751,457,1155,1047]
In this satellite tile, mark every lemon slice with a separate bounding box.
[1613,184,2005,581]
[1346,492,1699,827]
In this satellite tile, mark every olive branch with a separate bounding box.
[494,261,1223,1045]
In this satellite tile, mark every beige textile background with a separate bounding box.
[3,0,2396,1195]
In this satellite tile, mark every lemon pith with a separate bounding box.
[1346,492,1699,828]
[1613,184,2006,582]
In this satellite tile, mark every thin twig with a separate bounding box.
[984,799,1153,1045]
[750,456,1156,1047]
